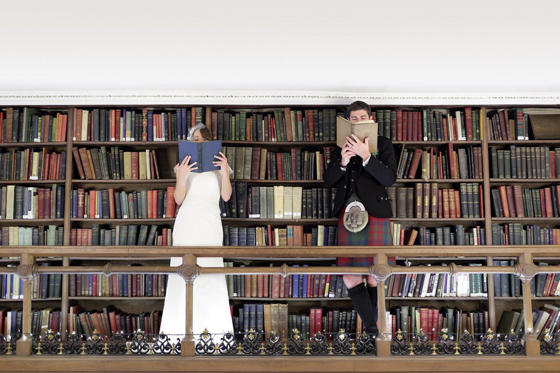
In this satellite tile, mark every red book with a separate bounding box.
[147,191,153,219]
[276,153,283,180]
[308,110,315,142]
[310,308,316,336]
[315,308,323,335]
[402,111,409,141]
[396,109,403,141]
[284,108,293,142]
[108,189,115,219]
[89,190,96,219]
[290,149,297,180]
[550,151,557,179]
[165,187,176,218]
[152,190,158,219]
[407,149,423,179]
[545,187,554,217]
[464,107,473,140]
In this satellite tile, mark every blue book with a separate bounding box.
[292,265,300,298]
[178,140,222,173]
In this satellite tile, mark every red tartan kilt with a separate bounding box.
[336,213,395,267]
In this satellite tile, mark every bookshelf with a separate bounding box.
[0,104,560,347]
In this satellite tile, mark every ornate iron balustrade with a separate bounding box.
[390,328,524,355]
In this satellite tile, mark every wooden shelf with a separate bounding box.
[0,142,67,148]
[72,179,176,185]
[222,141,336,146]
[491,217,560,222]
[230,179,324,184]
[0,298,62,302]
[396,179,483,183]
[72,218,175,223]
[0,180,65,185]
[488,140,560,145]
[69,296,165,300]
[390,218,484,222]
[393,141,482,145]
[489,178,560,183]
[221,218,338,225]
[386,297,489,301]
[0,218,64,225]
[73,141,177,147]
[230,297,350,301]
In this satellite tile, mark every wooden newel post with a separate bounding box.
[516,253,540,356]
[372,253,392,357]
[179,254,198,357]
[16,254,37,356]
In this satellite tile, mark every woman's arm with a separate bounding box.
[173,155,197,205]
[214,152,232,201]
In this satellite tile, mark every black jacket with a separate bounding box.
[324,136,397,218]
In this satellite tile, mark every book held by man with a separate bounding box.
[177,140,222,173]
[336,117,378,153]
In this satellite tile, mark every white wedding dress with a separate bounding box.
[160,170,233,339]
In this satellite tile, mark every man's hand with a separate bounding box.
[341,143,356,166]
[345,134,370,160]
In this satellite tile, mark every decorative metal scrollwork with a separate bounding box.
[331,329,352,355]
[540,331,560,355]
[241,328,261,355]
[391,328,524,356]
[262,331,283,355]
[285,329,306,355]
[84,329,105,355]
[106,332,127,355]
[37,330,61,355]
[63,332,83,355]
[354,332,377,355]
[152,332,179,355]
[218,332,237,355]
[195,329,216,355]
[128,330,150,355]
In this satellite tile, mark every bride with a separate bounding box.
[159,123,233,338]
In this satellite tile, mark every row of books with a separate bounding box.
[232,304,364,341]
[533,264,560,297]
[221,183,335,220]
[70,225,172,246]
[0,307,63,339]
[72,107,204,142]
[389,306,488,342]
[0,108,68,143]
[0,225,63,246]
[386,268,487,298]
[0,185,64,220]
[71,187,177,219]
[0,148,66,181]
[68,305,161,337]
[223,225,337,247]
[223,146,333,182]
[390,223,480,247]
[396,145,483,180]
[225,267,348,299]
[497,306,560,341]
[72,147,161,181]
[487,108,529,141]
[491,223,560,246]
[490,146,559,179]
[376,108,483,142]
[213,109,339,143]
[0,272,62,300]
[415,225,485,246]
[68,273,167,298]
[387,183,483,219]
[491,185,560,218]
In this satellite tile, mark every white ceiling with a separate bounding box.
[1,0,559,104]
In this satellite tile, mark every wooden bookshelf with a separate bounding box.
[1,104,560,363]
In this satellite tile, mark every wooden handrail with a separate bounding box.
[2,244,558,357]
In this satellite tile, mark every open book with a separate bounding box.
[177,140,222,173]
[336,117,378,153]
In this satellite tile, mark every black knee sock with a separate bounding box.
[347,284,377,333]
[367,286,379,332]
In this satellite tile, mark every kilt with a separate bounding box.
[336,196,395,267]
